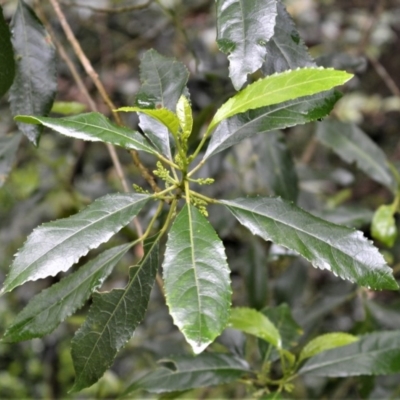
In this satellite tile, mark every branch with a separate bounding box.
[60,0,153,14]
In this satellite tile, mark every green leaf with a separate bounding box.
[261,1,314,75]
[316,120,397,192]
[0,133,22,187]
[205,90,340,159]
[163,204,231,354]
[70,236,160,393]
[371,205,398,248]
[313,206,374,229]
[207,68,352,134]
[229,307,281,348]
[176,95,193,138]
[2,243,133,342]
[51,101,87,115]
[299,333,359,363]
[124,353,249,394]
[0,6,15,98]
[9,0,56,145]
[2,193,150,293]
[221,197,398,290]
[115,106,180,136]
[14,113,157,155]
[216,0,277,90]
[299,331,400,376]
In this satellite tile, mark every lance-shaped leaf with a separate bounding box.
[298,333,358,363]
[0,132,22,187]
[205,90,340,159]
[221,197,398,290]
[163,204,231,354]
[9,1,56,145]
[262,1,314,75]
[229,307,281,348]
[176,95,193,138]
[316,120,397,192]
[70,236,160,393]
[124,353,249,395]
[14,113,157,155]
[2,193,150,293]
[207,68,352,134]
[216,0,277,90]
[299,331,400,376]
[2,243,133,342]
[0,6,15,98]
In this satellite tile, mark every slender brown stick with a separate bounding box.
[367,54,400,98]
[60,0,152,14]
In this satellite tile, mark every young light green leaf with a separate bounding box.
[0,6,15,98]
[216,0,277,90]
[299,333,359,363]
[115,106,180,136]
[124,353,249,395]
[299,331,400,376]
[229,307,281,348]
[0,133,22,187]
[207,68,352,133]
[371,205,398,247]
[163,204,231,354]
[205,90,340,159]
[176,95,193,138]
[70,236,160,393]
[2,243,133,343]
[221,197,398,290]
[14,113,157,155]
[316,120,397,192]
[51,101,87,115]
[2,193,150,293]
[9,1,56,145]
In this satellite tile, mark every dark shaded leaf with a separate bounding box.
[15,113,157,154]
[221,197,398,290]
[316,120,397,192]
[124,353,249,394]
[365,300,400,330]
[216,0,277,90]
[371,205,398,248]
[299,331,400,376]
[313,206,374,229]
[70,236,160,392]
[0,6,15,98]
[9,0,56,145]
[2,193,150,293]
[2,244,133,342]
[0,132,22,187]
[163,204,231,354]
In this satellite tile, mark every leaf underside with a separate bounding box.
[0,6,15,98]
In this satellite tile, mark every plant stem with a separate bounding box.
[59,0,153,14]
[190,190,218,204]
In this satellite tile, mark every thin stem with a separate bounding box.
[157,153,181,170]
[60,0,153,14]
[152,184,179,199]
[184,180,191,204]
[187,158,206,178]
[189,190,218,204]
[141,201,165,240]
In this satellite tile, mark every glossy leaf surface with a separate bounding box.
[216,0,277,90]
[205,90,340,158]
[222,197,398,290]
[9,1,56,145]
[371,205,398,247]
[163,204,231,354]
[2,244,133,342]
[299,331,400,376]
[299,333,358,362]
[70,236,159,392]
[2,193,150,293]
[316,120,397,192]
[207,68,352,133]
[124,353,249,394]
[229,307,281,348]
[0,133,22,187]
[0,6,15,98]
[14,113,156,154]
[176,95,193,138]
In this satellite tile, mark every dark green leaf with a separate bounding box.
[205,90,340,159]
[365,299,400,330]
[299,331,400,376]
[2,243,133,342]
[2,193,150,293]
[9,0,56,145]
[313,206,374,229]
[124,353,249,394]
[316,120,397,192]
[371,205,398,248]
[0,132,22,187]
[163,204,231,354]
[221,197,398,290]
[70,236,160,393]
[0,6,15,98]
[14,113,157,154]
[216,0,277,90]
